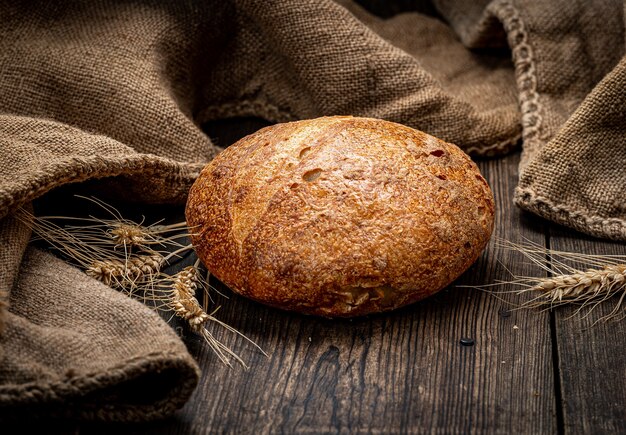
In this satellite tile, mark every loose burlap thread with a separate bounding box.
[0,0,624,421]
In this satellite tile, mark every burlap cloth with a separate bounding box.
[0,0,624,422]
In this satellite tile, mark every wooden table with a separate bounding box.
[53,119,626,433]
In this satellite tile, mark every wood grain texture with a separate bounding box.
[548,228,626,435]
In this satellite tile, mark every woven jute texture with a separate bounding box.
[0,0,624,421]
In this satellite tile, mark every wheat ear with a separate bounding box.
[520,264,626,322]
[85,253,165,291]
[167,266,266,368]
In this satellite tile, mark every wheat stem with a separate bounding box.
[163,244,194,262]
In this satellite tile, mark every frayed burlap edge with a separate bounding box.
[0,350,200,422]
[0,155,206,222]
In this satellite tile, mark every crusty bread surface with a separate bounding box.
[186,116,494,317]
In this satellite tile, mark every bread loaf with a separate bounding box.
[186,116,494,317]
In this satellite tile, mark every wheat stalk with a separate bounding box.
[476,238,626,323]
[23,196,191,257]
[16,198,265,367]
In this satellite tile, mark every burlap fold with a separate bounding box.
[0,0,624,421]
[0,217,200,421]
[0,248,200,421]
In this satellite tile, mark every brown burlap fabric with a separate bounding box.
[0,0,624,421]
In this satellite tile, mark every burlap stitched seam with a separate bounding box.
[515,187,626,240]
[465,131,522,157]
[491,0,542,164]
[0,155,205,221]
[0,350,200,422]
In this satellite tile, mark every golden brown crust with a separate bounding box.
[186,116,494,317]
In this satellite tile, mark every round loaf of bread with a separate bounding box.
[186,116,494,317]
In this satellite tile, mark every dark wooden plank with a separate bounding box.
[548,227,626,434]
[138,121,558,433]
